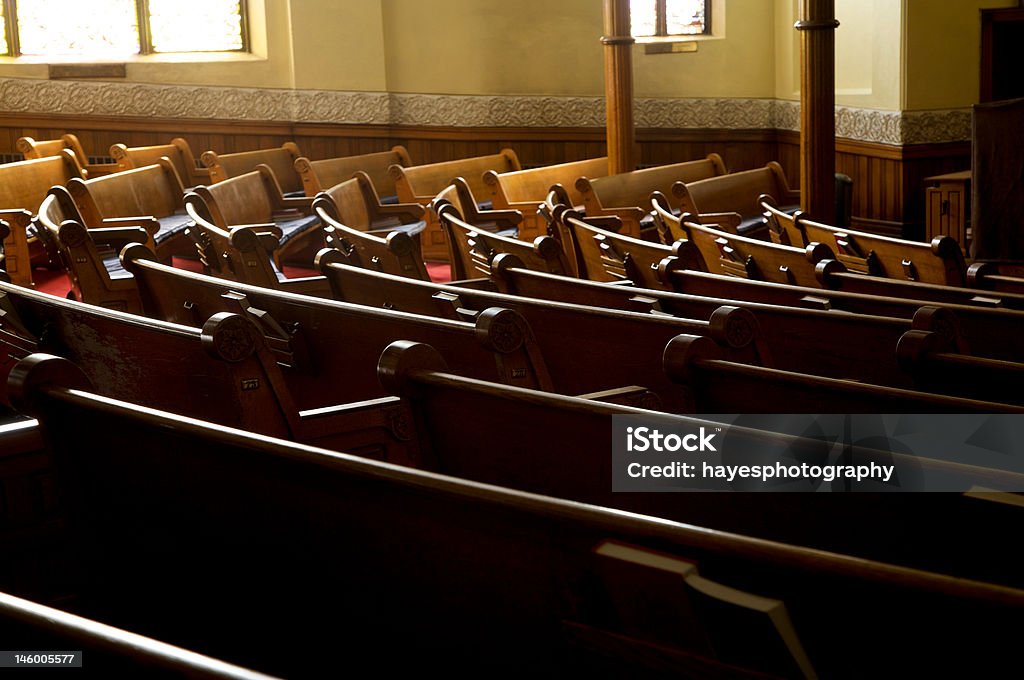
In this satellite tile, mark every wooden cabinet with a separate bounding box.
[925,170,970,252]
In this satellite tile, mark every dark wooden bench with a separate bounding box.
[0,589,276,679]
[0,278,415,458]
[294,145,413,199]
[0,153,86,287]
[967,261,1024,295]
[673,162,799,238]
[487,258,972,388]
[389,149,521,261]
[66,158,192,262]
[110,138,210,188]
[576,155,729,238]
[317,256,772,412]
[17,133,119,178]
[762,196,968,286]
[434,199,571,279]
[186,166,323,269]
[663,332,1024,413]
[482,156,609,241]
[203,143,305,197]
[653,266,1024,362]
[121,245,552,409]
[311,174,429,280]
[12,353,1024,677]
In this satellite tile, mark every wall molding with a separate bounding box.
[0,76,971,146]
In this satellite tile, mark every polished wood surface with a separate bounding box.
[601,0,636,174]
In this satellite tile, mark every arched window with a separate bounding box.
[1,0,246,57]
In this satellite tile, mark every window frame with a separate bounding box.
[631,0,711,43]
[0,0,249,58]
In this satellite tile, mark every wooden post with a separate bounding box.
[796,0,838,222]
[602,0,636,175]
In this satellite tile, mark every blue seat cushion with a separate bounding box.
[380,194,400,205]
[99,247,133,280]
[284,190,307,199]
[274,214,322,245]
[367,219,427,238]
[154,211,193,245]
[737,215,769,237]
[476,200,493,211]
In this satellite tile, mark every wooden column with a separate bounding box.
[602,0,636,175]
[796,0,838,221]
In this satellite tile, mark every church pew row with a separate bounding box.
[0,277,423,459]
[0,590,277,679]
[110,137,210,189]
[185,166,322,271]
[9,353,1024,678]
[389,148,522,261]
[436,200,572,279]
[0,152,85,287]
[66,157,193,262]
[482,155,609,240]
[651,200,1024,309]
[295,145,413,199]
[489,258,1024,365]
[320,257,971,392]
[760,195,968,286]
[126,245,757,413]
[202,142,305,196]
[17,133,119,178]
[968,261,1024,295]
[574,154,729,238]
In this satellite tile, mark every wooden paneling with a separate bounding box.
[0,112,970,240]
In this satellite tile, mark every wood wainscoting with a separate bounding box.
[0,112,969,241]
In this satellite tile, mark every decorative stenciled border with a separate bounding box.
[0,77,971,145]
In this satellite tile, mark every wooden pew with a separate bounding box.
[0,153,86,287]
[17,133,119,178]
[121,245,552,409]
[672,162,799,238]
[311,174,429,280]
[33,186,148,313]
[185,166,322,269]
[0,589,277,679]
[294,145,413,199]
[663,332,1024,413]
[110,138,210,188]
[65,158,193,262]
[653,267,1024,362]
[202,143,305,197]
[967,261,1024,295]
[389,149,521,261]
[0,278,415,458]
[12,354,1024,677]
[575,155,728,238]
[317,252,772,412]
[487,257,971,387]
[762,196,968,286]
[561,209,704,283]
[434,200,571,279]
[482,156,609,240]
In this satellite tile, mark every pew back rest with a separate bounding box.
[579,154,727,213]
[295,146,412,197]
[484,156,610,208]
[195,168,280,227]
[68,158,185,220]
[760,195,807,246]
[798,216,968,286]
[391,149,521,203]
[316,176,373,230]
[110,138,208,187]
[203,143,304,194]
[685,220,832,287]
[0,153,85,211]
[677,162,797,218]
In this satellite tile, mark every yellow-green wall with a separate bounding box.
[0,0,1009,114]
[904,0,1017,111]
